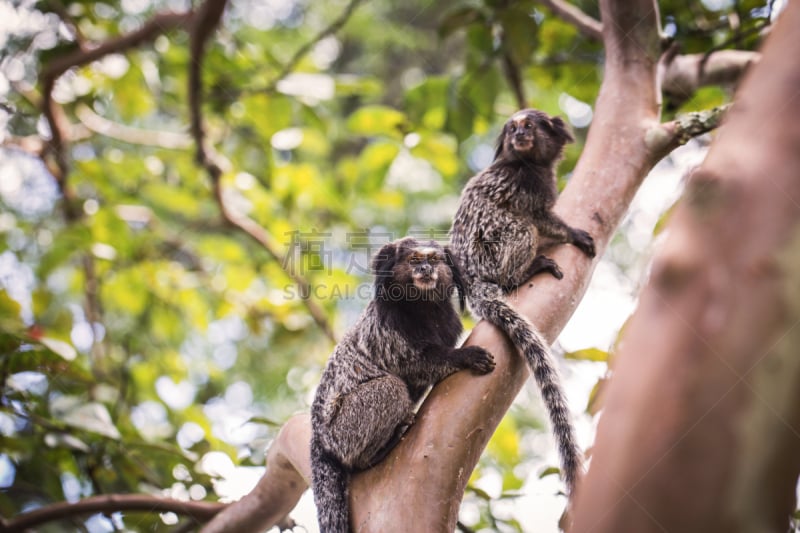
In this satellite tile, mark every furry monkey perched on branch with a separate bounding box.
[310,237,496,533]
[450,108,596,494]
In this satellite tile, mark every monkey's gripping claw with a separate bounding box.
[460,346,496,375]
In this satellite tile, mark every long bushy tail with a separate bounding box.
[311,437,351,533]
[471,283,582,493]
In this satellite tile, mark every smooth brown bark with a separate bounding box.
[571,3,800,531]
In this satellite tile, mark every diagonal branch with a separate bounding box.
[501,50,527,109]
[187,0,337,343]
[39,10,195,190]
[1,494,225,531]
[75,104,192,149]
[537,0,603,41]
[660,49,760,107]
[36,9,193,226]
[256,0,365,94]
[646,103,732,160]
[536,0,758,109]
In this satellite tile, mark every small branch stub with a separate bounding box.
[647,104,732,159]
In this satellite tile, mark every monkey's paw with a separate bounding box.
[570,228,596,258]
[527,255,563,280]
[460,346,496,375]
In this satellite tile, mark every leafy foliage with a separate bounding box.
[0,0,769,530]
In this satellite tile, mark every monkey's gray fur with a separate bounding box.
[449,108,596,494]
[310,237,495,533]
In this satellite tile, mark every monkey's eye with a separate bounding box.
[524,122,532,130]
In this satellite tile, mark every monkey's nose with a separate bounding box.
[418,264,433,276]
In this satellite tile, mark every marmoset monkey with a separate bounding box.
[449,108,596,493]
[310,237,495,533]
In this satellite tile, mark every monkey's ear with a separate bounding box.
[493,123,509,161]
[444,246,467,313]
[548,116,574,144]
[372,241,398,290]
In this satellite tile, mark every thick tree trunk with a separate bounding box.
[571,3,800,532]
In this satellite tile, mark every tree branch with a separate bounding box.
[501,50,527,109]
[75,104,192,149]
[187,0,337,343]
[259,0,365,94]
[537,1,758,107]
[661,49,760,106]
[646,103,732,159]
[39,10,195,192]
[1,494,225,531]
[537,0,603,41]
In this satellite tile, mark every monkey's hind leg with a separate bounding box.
[329,374,413,471]
[525,254,564,280]
[363,412,415,469]
[502,254,563,292]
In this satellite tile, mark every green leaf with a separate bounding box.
[0,289,24,333]
[357,140,401,190]
[499,6,539,67]
[538,466,561,479]
[102,268,149,316]
[54,399,122,439]
[469,485,492,500]
[40,337,78,361]
[487,414,520,466]
[404,75,449,128]
[501,469,524,492]
[587,376,609,415]
[347,105,409,138]
[564,347,609,362]
[335,75,382,97]
[245,415,282,427]
[410,133,459,179]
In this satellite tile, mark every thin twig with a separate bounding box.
[660,50,759,106]
[253,0,365,94]
[75,104,192,149]
[501,50,527,109]
[187,0,337,342]
[38,10,194,213]
[537,0,603,41]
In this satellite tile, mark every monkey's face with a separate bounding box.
[402,247,451,292]
[506,111,538,154]
[372,238,465,307]
[495,109,574,163]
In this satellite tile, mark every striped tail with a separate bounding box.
[470,283,582,493]
[311,437,352,533]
